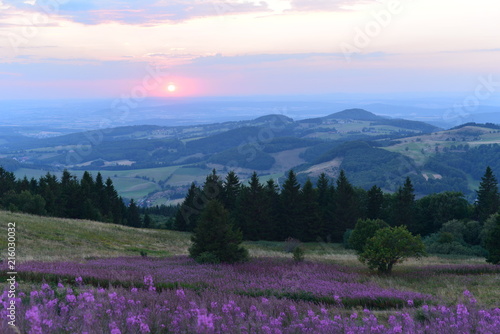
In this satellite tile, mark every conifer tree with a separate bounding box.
[316,173,334,239]
[301,179,322,241]
[127,199,142,228]
[279,170,303,239]
[189,200,248,263]
[236,172,266,240]
[175,183,202,231]
[143,214,152,229]
[264,179,280,240]
[221,171,241,212]
[332,170,359,242]
[392,177,416,231]
[475,166,500,222]
[367,185,384,220]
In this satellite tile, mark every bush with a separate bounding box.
[195,252,221,264]
[293,246,305,262]
[349,219,389,252]
[359,226,426,274]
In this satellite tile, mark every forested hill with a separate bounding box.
[2,109,500,204]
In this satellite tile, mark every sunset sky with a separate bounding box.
[0,0,499,99]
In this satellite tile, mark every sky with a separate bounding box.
[0,0,499,100]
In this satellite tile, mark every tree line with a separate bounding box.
[0,167,145,228]
[174,167,500,244]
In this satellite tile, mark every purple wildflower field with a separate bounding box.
[1,257,500,333]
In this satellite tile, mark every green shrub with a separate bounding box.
[195,252,221,264]
[359,226,426,274]
[293,246,305,262]
[349,219,389,253]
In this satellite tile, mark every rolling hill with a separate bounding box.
[3,109,500,203]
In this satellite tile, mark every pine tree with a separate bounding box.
[279,170,304,240]
[301,179,322,241]
[235,172,266,240]
[221,171,241,212]
[332,170,359,242]
[316,173,334,239]
[475,166,500,222]
[143,214,152,229]
[367,185,384,220]
[175,183,202,231]
[392,177,416,231]
[264,179,280,240]
[202,169,223,202]
[127,199,142,228]
[189,200,248,264]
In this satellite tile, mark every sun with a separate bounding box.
[167,84,177,93]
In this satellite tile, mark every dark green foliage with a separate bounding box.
[332,170,359,242]
[235,172,268,240]
[359,226,426,274]
[189,200,249,264]
[415,192,470,236]
[391,177,416,230]
[175,183,202,232]
[475,166,500,222]
[0,166,127,224]
[367,185,384,220]
[279,170,304,239]
[300,179,322,242]
[143,214,152,228]
[423,219,488,257]
[127,199,141,228]
[485,214,500,264]
[349,219,390,252]
[221,171,241,212]
[293,246,305,262]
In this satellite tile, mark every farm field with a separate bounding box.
[1,211,500,333]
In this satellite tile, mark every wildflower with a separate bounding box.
[75,276,83,284]
[407,299,414,307]
[66,294,76,303]
[176,289,185,298]
[140,322,151,333]
[197,309,214,330]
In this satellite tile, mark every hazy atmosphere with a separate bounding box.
[1,1,500,334]
[1,0,500,99]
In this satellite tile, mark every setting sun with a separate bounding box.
[167,84,177,93]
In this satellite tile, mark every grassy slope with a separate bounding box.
[0,210,191,262]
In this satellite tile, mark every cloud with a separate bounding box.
[3,0,271,25]
[188,52,389,66]
[289,0,375,11]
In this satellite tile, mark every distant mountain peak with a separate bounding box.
[327,109,382,121]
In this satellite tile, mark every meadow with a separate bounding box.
[1,211,500,333]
